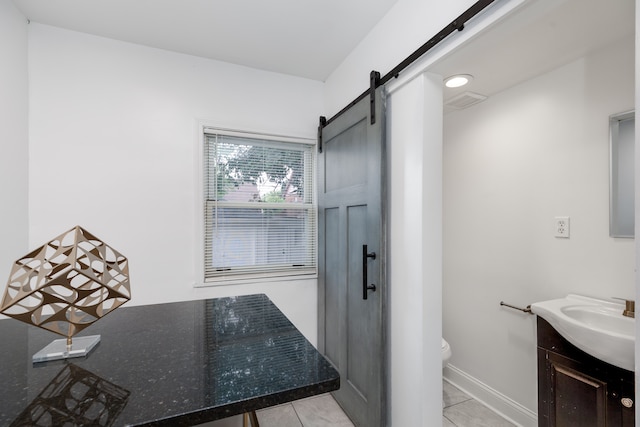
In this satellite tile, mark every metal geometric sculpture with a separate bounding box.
[0,226,130,361]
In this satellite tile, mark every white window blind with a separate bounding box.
[203,130,316,281]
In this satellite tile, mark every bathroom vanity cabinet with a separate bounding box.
[537,317,635,427]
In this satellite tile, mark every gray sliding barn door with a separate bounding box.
[318,87,386,427]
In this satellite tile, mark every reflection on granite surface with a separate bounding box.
[0,294,339,426]
[10,363,130,426]
[204,297,336,408]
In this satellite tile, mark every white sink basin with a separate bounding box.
[531,294,635,371]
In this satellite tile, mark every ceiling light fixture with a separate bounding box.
[444,74,473,88]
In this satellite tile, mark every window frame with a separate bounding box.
[196,125,317,285]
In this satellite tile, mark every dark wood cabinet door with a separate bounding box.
[546,351,606,427]
[537,317,635,427]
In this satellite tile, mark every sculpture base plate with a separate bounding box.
[32,335,101,363]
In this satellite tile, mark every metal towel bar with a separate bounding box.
[500,301,533,315]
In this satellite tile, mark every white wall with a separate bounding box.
[27,23,324,342]
[387,72,443,426]
[443,37,635,419]
[635,0,640,419]
[0,2,29,284]
[323,0,476,116]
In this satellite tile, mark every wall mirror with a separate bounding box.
[610,110,635,238]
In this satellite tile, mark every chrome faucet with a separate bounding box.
[613,298,635,318]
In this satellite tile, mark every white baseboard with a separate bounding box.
[444,364,537,427]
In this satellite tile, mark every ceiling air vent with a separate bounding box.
[445,91,487,110]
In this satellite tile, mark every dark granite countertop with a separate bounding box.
[0,294,340,426]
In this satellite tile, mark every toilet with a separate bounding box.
[442,338,452,408]
[442,338,452,368]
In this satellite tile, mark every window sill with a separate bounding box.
[194,270,317,287]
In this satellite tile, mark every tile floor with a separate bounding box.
[248,380,516,427]
[256,393,354,427]
[442,381,516,427]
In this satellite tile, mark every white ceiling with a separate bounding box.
[430,0,635,111]
[10,0,636,94]
[11,0,399,81]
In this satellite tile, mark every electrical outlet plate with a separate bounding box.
[555,216,570,238]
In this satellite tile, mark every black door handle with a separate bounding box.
[362,244,377,300]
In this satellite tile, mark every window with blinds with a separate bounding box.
[203,129,316,281]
